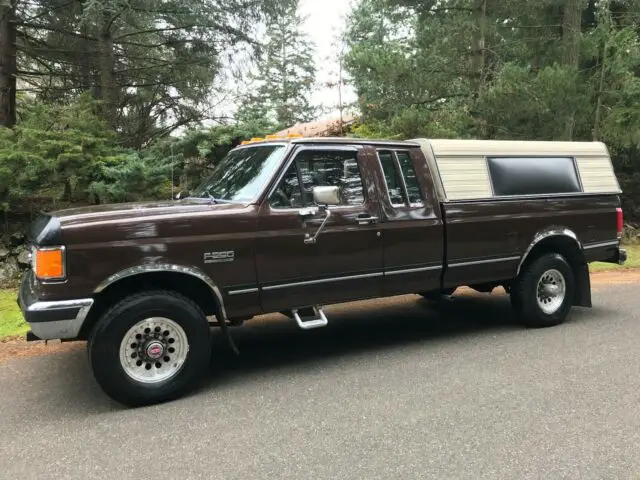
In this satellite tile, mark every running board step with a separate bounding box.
[291,306,328,330]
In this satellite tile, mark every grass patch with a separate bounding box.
[589,244,640,272]
[0,289,27,340]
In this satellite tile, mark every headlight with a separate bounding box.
[33,246,66,281]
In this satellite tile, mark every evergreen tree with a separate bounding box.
[238,0,317,131]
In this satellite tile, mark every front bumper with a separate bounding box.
[18,272,93,341]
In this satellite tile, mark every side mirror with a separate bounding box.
[312,186,340,206]
[302,186,340,245]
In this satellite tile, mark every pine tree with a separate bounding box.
[238,0,317,131]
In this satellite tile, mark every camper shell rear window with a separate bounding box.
[487,156,582,197]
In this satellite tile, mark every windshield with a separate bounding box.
[190,144,287,203]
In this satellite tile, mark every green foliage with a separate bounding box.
[87,152,173,203]
[345,0,640,217]
[0,95,130,211]
[14,0,282,146]
[0,289,27,339]
[237,0,317,130]
[143,123,270,192]
[0,94,276,213]
[0,94,178,211]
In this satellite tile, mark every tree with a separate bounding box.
[345,0,640,217]
[237,0,317,130]
[7,0,281,146]
[0,0,17,127]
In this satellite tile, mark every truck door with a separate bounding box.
[255,145,384,312]
[374,148,444,296]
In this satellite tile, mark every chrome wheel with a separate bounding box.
[119,317,189,384]
[536,269,566,315]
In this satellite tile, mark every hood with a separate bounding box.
[29,199,251,246]
[52,199,248,227]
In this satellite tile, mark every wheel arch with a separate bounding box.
[517,228,591,308]
[78,264,227,340]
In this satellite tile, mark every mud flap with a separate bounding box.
[574,263,592,308]
[217,317,240,355]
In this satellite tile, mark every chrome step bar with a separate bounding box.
[291,306,328,330]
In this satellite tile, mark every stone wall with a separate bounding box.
[0,232,29,288]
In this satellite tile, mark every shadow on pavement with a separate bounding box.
[11,292,604,415]
[203,293,550,386]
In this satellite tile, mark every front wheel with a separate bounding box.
[88,291,212,407]
[511,253,575,328]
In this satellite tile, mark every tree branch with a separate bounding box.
[15,21,98,41]
[411,93,469,106]
[114,25,199,41]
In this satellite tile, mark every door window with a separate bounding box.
[270,149,365,208]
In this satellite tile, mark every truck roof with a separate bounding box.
[237,136,420,148]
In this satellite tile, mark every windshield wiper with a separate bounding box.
[185,188,237,204]
[205,188,218,205]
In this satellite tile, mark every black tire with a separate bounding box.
[511,253,575,328]
[88,290,211,407]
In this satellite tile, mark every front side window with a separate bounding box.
[191,144,287,203]
[270,149,365,208]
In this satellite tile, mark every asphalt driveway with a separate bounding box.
[1,280,639,479]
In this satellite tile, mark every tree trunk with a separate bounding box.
[592,37,608,141]
[98,13,118,130]
[471,0,487,99]
[471,0,488,137]
[0,0,17,128]
[561,0,585,140]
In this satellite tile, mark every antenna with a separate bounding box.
[171,142,175,200]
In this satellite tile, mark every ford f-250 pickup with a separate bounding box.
[18,136,626,406]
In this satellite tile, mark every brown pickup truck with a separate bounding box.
[18,136,626,406]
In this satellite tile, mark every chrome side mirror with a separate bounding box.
[312,186,340,206]
[300,186,340,245]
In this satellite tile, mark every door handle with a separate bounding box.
[356,215,378,225]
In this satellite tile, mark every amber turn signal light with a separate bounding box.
[34,247,66,280]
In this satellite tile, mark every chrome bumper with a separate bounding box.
[23,299,93,340]
[18,273,93,340]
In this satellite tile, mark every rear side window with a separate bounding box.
[488,157,581,196]
[377,150,424,207]
[396,152,423,205]
[378,151,405,206]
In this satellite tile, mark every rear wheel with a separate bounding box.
[88,291,211,407]
[511,253,574,328]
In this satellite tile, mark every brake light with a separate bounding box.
[616,207,623,238]
[33,246,66,280]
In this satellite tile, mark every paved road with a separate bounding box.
[1,283,639,479]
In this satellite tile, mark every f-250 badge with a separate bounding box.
[203,251,235,264]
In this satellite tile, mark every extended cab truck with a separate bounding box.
[18,137,626,406]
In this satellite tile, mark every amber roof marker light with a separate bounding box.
[237,132,305,147]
